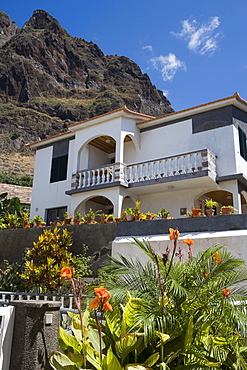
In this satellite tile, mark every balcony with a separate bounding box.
[68,149,217,193]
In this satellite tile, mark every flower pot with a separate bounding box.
[146,214,153,220]
[22,222,30,228]
[100,216,106,223]
[35,221,42,227]
[107,217,114,223]
[9,222,15,229]
[192,209,201,217]
[161,215,168,219]
[85,217,94,224]
[73,218,80,225]
[126,214,134,221]
[221,207,232,215]
[134,215,141,221]
[115,217,121,222]
[206,209,215,217]
[64,218,71,225]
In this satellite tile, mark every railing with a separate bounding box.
[71,149,216,190]
[0,291,88,309]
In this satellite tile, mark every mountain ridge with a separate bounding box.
[0,9,174,181]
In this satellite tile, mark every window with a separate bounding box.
[46,206,67,225]
[50,155,68,182]
[238,127,247,161]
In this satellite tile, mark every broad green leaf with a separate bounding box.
[49,351,78,369]
[184,316,193,352]
[115,334,143,363]
[102,347,122,370]
[124,297,144,330]
[88,327,105,353]
[85,343,102,370]
[155,331,170,347]
[58,326,82,354]
[105,304,122,340]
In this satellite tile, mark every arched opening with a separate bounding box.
[123,134,139,164]
[75,196,114,219]
[122,195,135,210]
[197,190,233,215]
[78,135,116,171]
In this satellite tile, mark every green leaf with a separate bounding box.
[88,327,105,353]
[49,351,79,369]
[115,334,143,364]
[105,304,122,341]
[58,326,82,354]
[85,343,102,370]
[102,347,122,370]
[143,352,160,367]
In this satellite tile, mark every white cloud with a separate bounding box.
[163,90,169,97]
[172,16,223,55]
[150,53,186,81]
[142,45,153,52]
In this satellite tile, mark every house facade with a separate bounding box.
[29,93,247,223]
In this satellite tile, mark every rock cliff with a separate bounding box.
[0,9,174,180]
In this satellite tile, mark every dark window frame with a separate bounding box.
[238,126,247,161]
[50,154,68,183]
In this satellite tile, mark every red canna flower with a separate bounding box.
[221,288,231,298]
[94,286,111,299]
[103,298,113,311]
[182,238,194,246]
[60,266,72,279]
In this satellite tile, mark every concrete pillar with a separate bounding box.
[10,300,61,370]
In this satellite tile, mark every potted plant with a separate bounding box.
[6,213,19,229]
[20,211,30,227]
[84,208,101,224]
[74,211,81,225]
[33,215,43,227]
[146,212,157,220]
[99,213,107,223]
[220,205,236,215]
[192,206,202,217]
[204,199,218,216]
[159,208,170,219]
[125,208,135,221]
[64,212,73,225]
[106,214,114,223]
[134,201,141,221]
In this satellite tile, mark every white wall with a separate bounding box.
[112,230,247,266]
[30,140,75,220]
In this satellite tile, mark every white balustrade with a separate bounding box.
[73,149,216,189]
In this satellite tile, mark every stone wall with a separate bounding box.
[0,214,247,274]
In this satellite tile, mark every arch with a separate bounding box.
[123,133,140,151]
[122,195,136,209]
[75,195,114,218]
[77,135,116,171]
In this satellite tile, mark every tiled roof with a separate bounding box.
[0,183,32,205]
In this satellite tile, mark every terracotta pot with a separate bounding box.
[146,214,153,220]
[85,217,94,224]
[9,222,15,229]
[35,221,42,227]
[126,214,134,221]
[22,222,30,228]
[221,207,232,215]
[73,218,80,225]
[192,209,201,217]
[107,217,114,223]
[161,215,168,219]
[100,216,106,223]
[205,209,215,217]
[134,215,141,221]
[54,220,61,226]
[64,218,71,225]
[115,217,121,222]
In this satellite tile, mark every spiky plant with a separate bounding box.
[100,230,247,369]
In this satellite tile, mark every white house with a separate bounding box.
[29,92,247,223]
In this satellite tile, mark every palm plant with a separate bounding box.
[101,231,247,369]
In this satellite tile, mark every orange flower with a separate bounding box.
[88,286,113,311]
[169,228,180,240]
[182,238,194,246]
[60,266,72,279]
[213,252,222,263]
[221,288,231,298]
[94,286,111,299]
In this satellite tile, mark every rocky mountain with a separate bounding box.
[0,9,174,181]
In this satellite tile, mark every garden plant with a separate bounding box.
[49,228,247,369]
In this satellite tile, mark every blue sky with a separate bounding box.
[1,0,247,112]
